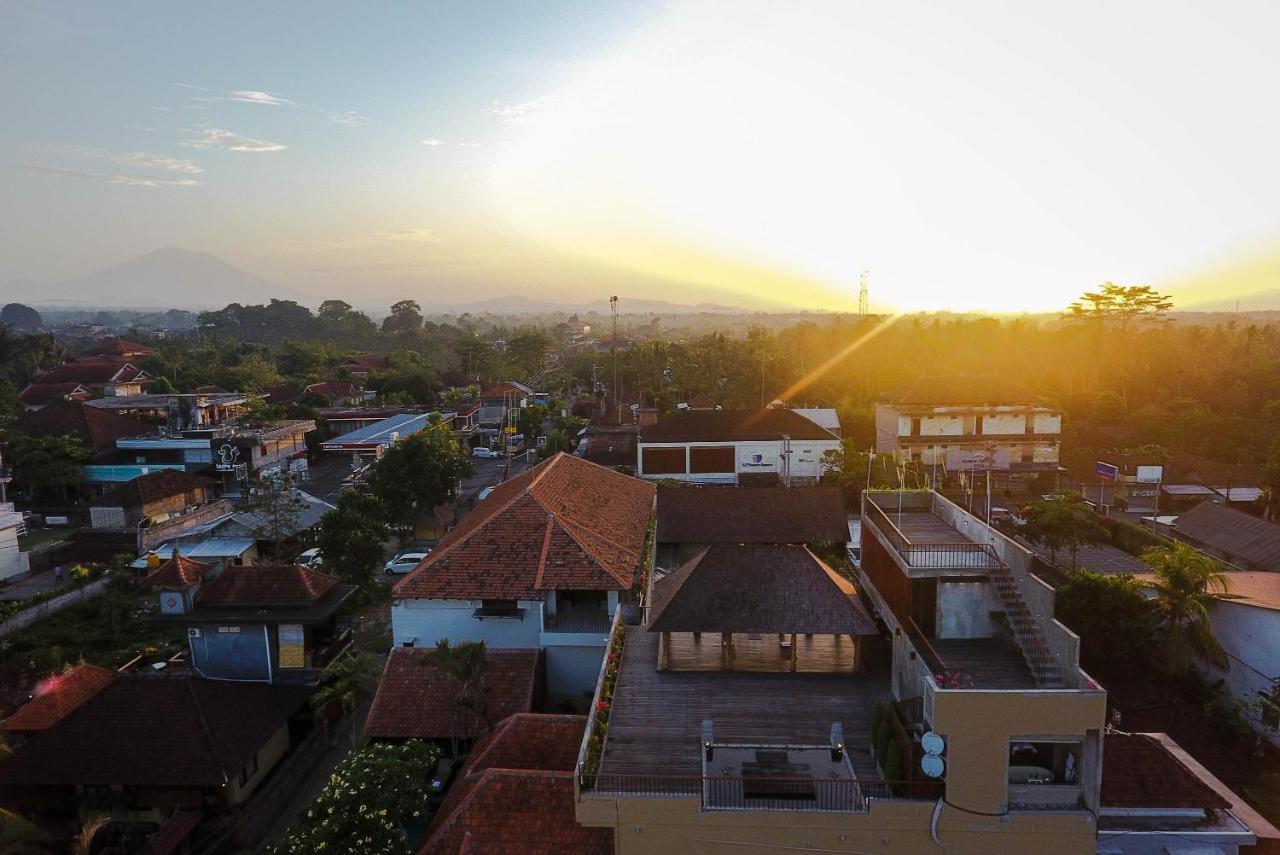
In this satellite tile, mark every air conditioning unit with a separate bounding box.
[188,627,202,638]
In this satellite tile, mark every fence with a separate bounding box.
[862,499,1000,570]
[579,771,927,812]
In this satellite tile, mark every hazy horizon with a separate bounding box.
[4,1,1279,313]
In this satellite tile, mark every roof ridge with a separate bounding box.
[185,679,231,784]
[533,516,555,590]
[424,766,497,850]
[547,515,638,588]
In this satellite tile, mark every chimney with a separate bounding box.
[638,407,658,428]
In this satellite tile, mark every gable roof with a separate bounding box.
[1213,571,1280,612]
[0,664,115,734]
[262,383,303,404]
[143,552,214,588]
[1101,734,1231,810]
[792,407,841,432]
[479,380,533,399]
[888,374,1040,406]
[85,338,154,356]
[639,408,838,443]
[92,470,212,508]
[460,713,587,776]
[40,360,145,385]
[9,400,152,452]
[305,380,362,400]
[228,489,334,540]
[18,382,93,405]
[364,648,541,741]
[196,564,341,606]
[1173,501,1280,570]
[0,676,310,787]
[649,544,878,635]
[394,453,654,600]
[656,485,849,545]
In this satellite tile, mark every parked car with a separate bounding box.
[471,446,500,459]
[427,757,456,808]
[296,547,323,568]
[384,551,430,574]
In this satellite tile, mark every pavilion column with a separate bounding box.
[790,633,798,672]
[660,632,670,670]
[852,635,862,672]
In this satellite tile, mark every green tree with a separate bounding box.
[382,299,424,337]
[6,433,90,502]
[316,490,389,589]
[1142,540,1230,675]
[146,375,177,394]
[425,639,491,760]
[273,740,440,855]
[1017,491,1107,568]
[368,423,472,539]
[1054,571,1154,674]
[238,475,309,558]
[536,428,574,461]
[311,651,379,714]
[1064,283,1173,328]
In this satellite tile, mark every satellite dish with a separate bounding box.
[921,732,945,756]
[921,754,945,778]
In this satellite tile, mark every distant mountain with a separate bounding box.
[0,247,313,309]
[438,294,742,315]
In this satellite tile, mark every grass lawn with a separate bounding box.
[4,578,186,673]
[16,527,71,552]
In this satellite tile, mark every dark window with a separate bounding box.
[476,599,523,618]
[689,446,735,473]
[642,446,686,475]
[911,418,921,436]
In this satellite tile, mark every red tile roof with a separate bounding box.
[364,648,541,741]
[40,360,145,385]
[92,470,212,508]
[395,453,654,600]
[196,564,341,605]
[0,676,310,787]
[143,553,214,588]
[422,770,612,855]
[0,664,115,734]
[1101,734,1231,810]
[18,382,93,405]
[8,400,153,452]
[462,713,587,776]
[305,381,362,401]
[85,338,154,356]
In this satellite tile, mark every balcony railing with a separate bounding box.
[863,500,1000,570]
[579,772,930,812]
[543,610,613,634]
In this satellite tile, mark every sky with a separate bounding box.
[2,0,1279,313]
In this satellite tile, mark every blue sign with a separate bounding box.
[1095,461,1119,481]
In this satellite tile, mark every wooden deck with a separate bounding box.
[932,638,1036,689]
[661,632,858,673]
[601,626,890,778]
[891,512,968,544]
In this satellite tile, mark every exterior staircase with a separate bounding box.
[989,563,1064,688]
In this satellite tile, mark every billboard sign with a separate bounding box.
[1135,465,1163,484]
[212,439,243,473]
[945,447,1011,472]
[1095,461,1119,481]
[278,623,305,669]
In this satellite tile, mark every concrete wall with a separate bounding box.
[1207,600,1280,746]
[391,598,544,648]
[638,439,837,483]
[0,524,29,582]
[226,723,291,805]
[936,580,999,639]
[545,644,606,698]
[140,499,236,550]
[920,415,964,436]
[983,413,1027,434]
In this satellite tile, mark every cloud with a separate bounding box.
[491,97,547,122]
[457,141,484,148]
[173,82,213,92]
[25,164,200,187]
[185,128,287,152]
[50,145,204,174]
[328,110,369,127]
[384,228,444,243]
[421,138,444,146]
[229,89,293,107]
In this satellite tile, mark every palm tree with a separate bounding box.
[424,639,490,761]
[1142,540,1230,675]
[71,815,108,855]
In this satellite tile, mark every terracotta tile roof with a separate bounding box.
[649,544,878,636]
[364,648,541,741]
[196,564,341,605]
[421,770,611,855]
[479,381,533,400]
[583,425,637,467]
[462,713,586,776]
[1101,734,1231,810]
[394,453,654,600]
[143,553,214,588]
[8,400,153,452]
[263,383,303,404]
[40,360,145,385]
[888,374,1040,406]
[0,676,310,787]
[91,470,212,508]
[341,354,391,371]
[639,408,838,443]
[1173,501,1280,571]
[0,664,115,734]
[656,484,849,544]
[1214,571,1280,611]
[85,338,154,356]
[18,382,93,405]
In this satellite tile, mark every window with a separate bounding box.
[1008,740,1081,785]
[689,446,734,473]
[475,599,523,619]
[642,446,686,475]
[217,626,241,633]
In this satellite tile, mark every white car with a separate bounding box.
[296,548,323,568]
[384,551,430,574]
[472,447,500,459]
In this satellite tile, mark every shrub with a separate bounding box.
[874,720,893,761]
[870,700,885,736]
[882,738,905,782]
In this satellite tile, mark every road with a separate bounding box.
[304,452,531,506]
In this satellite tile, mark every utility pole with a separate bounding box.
[610,296,619,421]
[858,270,869,317]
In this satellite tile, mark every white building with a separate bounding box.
[0,504,30,582]
[636,408,840,485]
[391,452,655,698]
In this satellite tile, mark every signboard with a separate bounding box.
[945,447,1011,472]
[278,624,305,669]
[1095,461,1119,481]
[1135,465,1163,484]
[738,444,780,470]
[212,439,243,473]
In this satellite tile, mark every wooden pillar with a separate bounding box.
[659,631,669,671]
[790,633,798,672]
[721,632,729,669]
[852,635,862,672]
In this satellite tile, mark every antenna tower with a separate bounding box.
[858,271,869,316]
[610,296,620,419]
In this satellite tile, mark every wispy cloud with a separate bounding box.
[229,89,293,107]
[491,97,547,122]
[25,164,200,188]
[185,128,287,152]
[328,110,369,127]
[457,141,483,148]
[173,82,213,92]
[50,145,204,174]
[421,138,444,147]
[384,228,444,243]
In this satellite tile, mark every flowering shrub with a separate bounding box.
[582,620,626,778]
[272,739,441,855]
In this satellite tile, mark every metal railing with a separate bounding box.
[543,610,613,633]
[578,771,930,811]
[905,618,974,689]
[863,500,1000,569]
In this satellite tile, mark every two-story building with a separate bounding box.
[875,375,1062,490]
[637,408,840,485]
[477,380,533,429]
[391,452,655,698]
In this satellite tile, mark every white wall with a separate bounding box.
[1033,412,1062,434]
[391,598,543,648]
[920,415,964,436]
[0,524,29,582]
[936,581,1001,639]
[638,438,838,483]
[1207,600,1280,746]
[983,414,1026,435]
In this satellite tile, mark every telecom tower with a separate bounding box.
[858,270,869,316]
[610,295,620,420]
